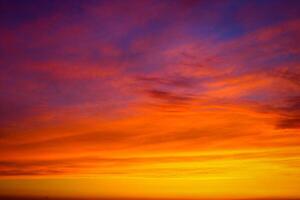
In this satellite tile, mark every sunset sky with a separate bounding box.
[1,0,300,199]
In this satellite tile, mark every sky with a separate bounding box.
[0,0,300,199]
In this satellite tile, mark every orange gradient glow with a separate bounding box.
[0,0,300,199]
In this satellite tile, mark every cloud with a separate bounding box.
[146,89,194,105]
[1,148,300,178]
[276,96,300,129]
